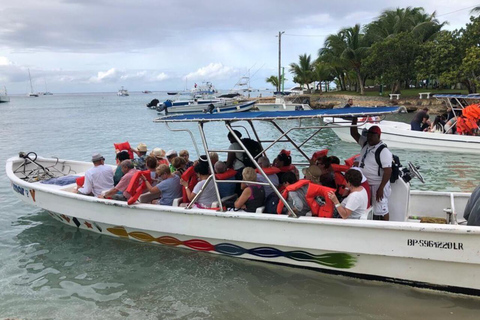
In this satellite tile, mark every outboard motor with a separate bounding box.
[146,99,159,108]
[203,103,215,114]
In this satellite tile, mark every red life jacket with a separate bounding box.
[215,168,237,180]
[344,154,360,167]
[311,149,328,162]
[255,167,281,175]
[333,171,347,195]
[361,181,372,208]
[181,166,198,203]
[114,141,134,162]
[76,176,85,187]
[463,104,480,120]
[276,180,335,217]
[126,170,152,205]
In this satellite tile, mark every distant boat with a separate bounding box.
[167,92,179,95]
[27,69,39,97]
[117,86,129,96]
[0,86,10,103]
[142,90,152,94]
[43,78,53,95]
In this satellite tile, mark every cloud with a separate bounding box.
[0,56,13,66]
[184,63,237,81]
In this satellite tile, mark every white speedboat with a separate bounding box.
[324,96,480,154]
[157,99,256,114]
[6,107,480,295]
[117,86,129,96]
[255,95,311,111]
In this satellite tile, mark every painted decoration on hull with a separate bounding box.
[107,226,357,269]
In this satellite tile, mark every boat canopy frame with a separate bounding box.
[156,107,401,217]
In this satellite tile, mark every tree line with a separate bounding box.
[267,7,480,94]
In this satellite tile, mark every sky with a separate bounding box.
[0,0,478,94]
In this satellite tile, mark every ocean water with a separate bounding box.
[1,93,480,319]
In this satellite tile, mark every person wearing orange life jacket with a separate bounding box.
[256,156,280,198]
[273,149,299,181]
[214,161,236,198]
[151,148,169,166]
[277,166,335,217]
[100,160,138,201]
[328,169,368,219]
[141,164,183,206]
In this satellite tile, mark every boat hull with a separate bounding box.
[162,100,256,114]
[6,156,480,295]
[325,119,480,154]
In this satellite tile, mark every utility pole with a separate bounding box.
[277,31,285,93]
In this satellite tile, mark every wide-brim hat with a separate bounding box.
[137,143,147,152]
[152,148,166,159]
[302,165,322,183]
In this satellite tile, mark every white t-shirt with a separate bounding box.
[357,136,392,186]
[78,164,114,197]
[193,179,218,208]
[228,142,245,170]
[341,187,368,219]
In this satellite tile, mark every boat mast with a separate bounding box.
[28,69,34,93]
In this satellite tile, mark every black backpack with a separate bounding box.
[239,138,263,168]
[374,144,401,183]
[361,142,401,183]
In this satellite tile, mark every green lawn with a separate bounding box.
[320,88,470,98]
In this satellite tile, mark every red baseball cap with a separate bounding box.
[367,126,381,136]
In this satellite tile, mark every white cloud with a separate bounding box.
[0,56,12,66]
[89,68,118,83]
[184,63,237,81]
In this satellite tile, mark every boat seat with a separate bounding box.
[172,197,183,207]
[360,207,373,220]
[211,194,237,209]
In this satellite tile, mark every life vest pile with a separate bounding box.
[126,170,152,205]
[276,180,335,217]
[456,116,478,135]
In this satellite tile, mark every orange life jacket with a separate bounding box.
[276,180,335,217]
[344,154,360,167]
[457,116,477,135]
[311,149,328,162]
[76,176,85,187]
[181,166,198,203]
[114,141,134,162]
[126,170,152,205]
[255,167,281,175]
[463,104,480,121]
[333,171,347,195]
[215,168,237,180]
[157,158,169,166]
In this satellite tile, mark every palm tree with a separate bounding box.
[289,54,314,90]
[265,75,281,89]
[341,24,369,95]
[364,7,445,43]
[318,31,349,91]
